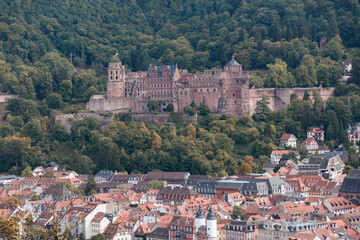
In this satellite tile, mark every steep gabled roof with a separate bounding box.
[301,137,318,146]
[280,134,296,141]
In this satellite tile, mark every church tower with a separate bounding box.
[107,60,126,98]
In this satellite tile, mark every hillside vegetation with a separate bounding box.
[0,0,360,175]
[0,0,357,96]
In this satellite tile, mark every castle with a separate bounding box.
[87,56,335,116]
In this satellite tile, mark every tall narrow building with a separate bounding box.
[206,207,217,240]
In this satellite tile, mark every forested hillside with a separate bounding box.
[0,0,358,92]
[0,0,360,176]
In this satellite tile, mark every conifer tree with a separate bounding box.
[85,172,97,196]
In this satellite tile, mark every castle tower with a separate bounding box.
[195,204,205,233]
[223,55,242,73]
[107,60,126,98]
[206,206,217,240]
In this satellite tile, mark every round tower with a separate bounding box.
[206,206,217,240]
[195,204,205,233]
[107,60,126,98]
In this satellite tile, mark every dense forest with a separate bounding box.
[0,0,358,100]
[0,0,360,175]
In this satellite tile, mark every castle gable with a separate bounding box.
[147,65,178,77]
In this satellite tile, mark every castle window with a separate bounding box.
[111,76,113,80]
[111,71,113,75]
[207,89,209,92]
[237,80,239,83]
[116,71,118,74]
[233,93,235,97]
[195,89,197,92]
[200,89,203,92]
[214,89,216,92]
[235,101,237,104]
[116,76,118,80]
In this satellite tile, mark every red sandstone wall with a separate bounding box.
[248,87,335,115]
[188,88,220,112]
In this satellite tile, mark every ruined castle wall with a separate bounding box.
[248,87,335,115]
[187,73,223,112]
[55,112,114,133]
[87,95,136,112]
[177,87,192,112]
[249,88,277,115]
[128,113,197,124]
[87,95,107,111]
[188,88,220,112]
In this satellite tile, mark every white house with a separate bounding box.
[90,212,111,238]
[279,134,297,148]
[103,224,132,240]
[344,61,352,73]
[348,123,360,145]
[226,192,245,207]
[270,150,295,164]
[301,138,319,151]
[307,127,324,142]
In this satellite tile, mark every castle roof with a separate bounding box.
[224,55,241,67]
[147,65,178,77]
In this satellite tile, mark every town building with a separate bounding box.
[225,220,255,240]
[297,154,345,180]
[279,134,297,148]
[347,123,360,144]
[339,169,360,205]
[156,186,199,205]
[144,172,190,185]
[257,219,323,240]
[323,197,355,216]
[307,127,325,142]
[190,176,293,197]
[301,138,319,151]
[270,150,299,164]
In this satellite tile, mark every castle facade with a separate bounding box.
[87,56,249,115]
[87,57,335,116]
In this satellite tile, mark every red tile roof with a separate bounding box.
[280,134,295,141]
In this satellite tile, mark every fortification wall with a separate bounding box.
[55,112,114,133]
[248,87,335,115]
[56,112,197,133]
[127,112,197,124]
[0,94,18,103]
[87,95,136,112]
[188,89,220,112]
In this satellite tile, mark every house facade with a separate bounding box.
[279,134,297,148]
[307,127,325,142]
[348,123,360,145]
